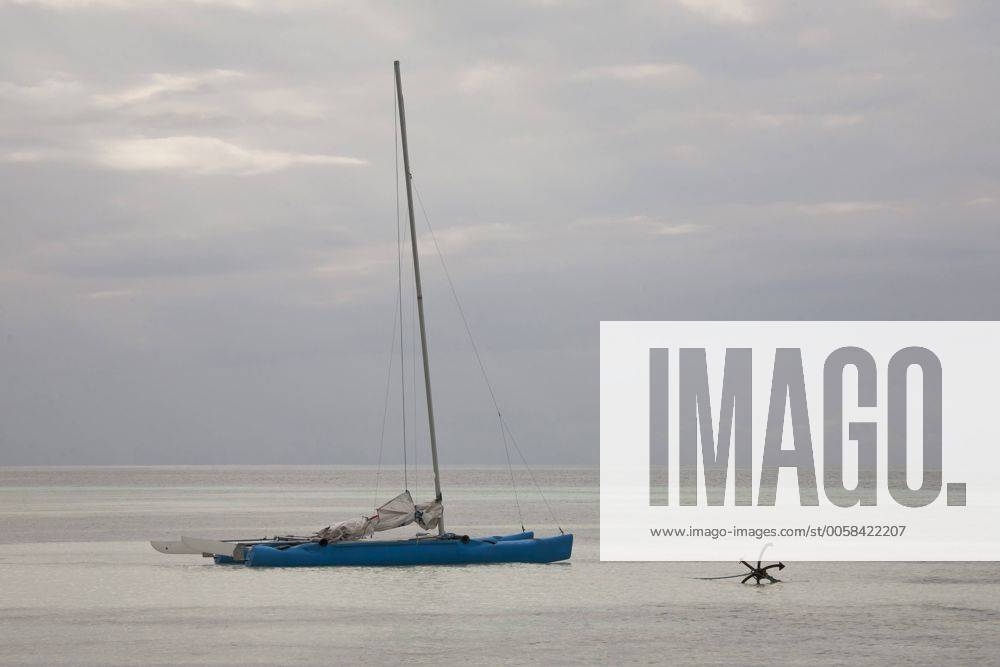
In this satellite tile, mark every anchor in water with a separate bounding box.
[738,558,784,584]
[742,541,783,584]
[695,543,786,584]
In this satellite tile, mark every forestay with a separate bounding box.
[315,491,443,542]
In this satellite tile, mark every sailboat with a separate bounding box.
[150,61,573,567]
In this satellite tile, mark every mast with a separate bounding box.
[394,60,445,535]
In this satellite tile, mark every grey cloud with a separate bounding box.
[3,136,367,174]
[0,0,997,465]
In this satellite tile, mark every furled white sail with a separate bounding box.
[415,499,443,530]
[315,491,441,543]
[375,490,418,530]
[315,515,374,542]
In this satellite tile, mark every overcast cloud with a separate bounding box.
[1,0,997,466]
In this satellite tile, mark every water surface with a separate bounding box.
[1,466,996,664]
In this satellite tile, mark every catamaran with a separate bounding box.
[150,61,573,567]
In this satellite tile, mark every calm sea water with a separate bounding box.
[0,466,997,665]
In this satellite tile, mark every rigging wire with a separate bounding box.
[411,266,421,498]
[411,182,563,533]
[500,415,563,534]
[373,291,401,508]
[500,414,525,532]
[394,83,408,492]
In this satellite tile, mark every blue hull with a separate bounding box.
[243,531,572,567]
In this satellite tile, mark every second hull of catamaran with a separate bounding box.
[234,532,572,567]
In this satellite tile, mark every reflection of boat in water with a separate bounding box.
[150,61,572,567]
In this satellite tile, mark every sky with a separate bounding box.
[0,0,997,466]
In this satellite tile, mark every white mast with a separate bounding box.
[394,60,444,535]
